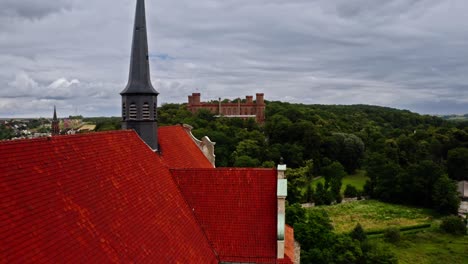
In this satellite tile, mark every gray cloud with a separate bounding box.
[1,0,468,117]
[0,0,73,19]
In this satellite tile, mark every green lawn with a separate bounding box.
[311,169,368,193]
[311,200,437,233]
[308,199,468,263]
[382,232,468,264]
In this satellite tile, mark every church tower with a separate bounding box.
[121,0,159,150]
[51,106,59,136]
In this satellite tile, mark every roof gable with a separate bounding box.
[172,168,278,263]
[159,125,213,168]
[0,131,217,263]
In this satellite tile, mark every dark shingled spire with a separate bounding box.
[52,106,59,136]
[121,0,158,95]
[121,0,159,150]
[53,105,57,121]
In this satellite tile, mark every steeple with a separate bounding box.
[121,0,158,95]
[52,106,59,136]
[121,0,159,150]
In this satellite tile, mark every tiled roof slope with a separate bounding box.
[159,126,213,168]
[283,225,295,264]
[0,131,218,263]
[172,168,278,263]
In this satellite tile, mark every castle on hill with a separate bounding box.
[187,92,266,123]
[0,0,298,263]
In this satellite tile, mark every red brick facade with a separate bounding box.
[187,93,266,123]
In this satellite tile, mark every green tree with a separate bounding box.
[440,216,467,235]
[432,175,460,214]
[314,182,332,205]
[383,227,401,244]
[322,161,346,200]
[401,160,443,207]
[324,133,365,174]
[285,203,306,226]
[233,155,260,167]
[344,184,359,198]
[447,147,468,181]
[350,223,367,242]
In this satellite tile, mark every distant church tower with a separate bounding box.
[121,0,159,150]
[52,106,60,136]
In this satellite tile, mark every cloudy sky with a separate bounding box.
[1,0,468,117]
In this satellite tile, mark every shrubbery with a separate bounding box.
[440,216,467,235]
[350,223,367,242]
[384,227,401,244]
[344,184,358,198]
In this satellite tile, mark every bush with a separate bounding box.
[350,223,367,242]
[383,227,401,244]
[362,242,398,264]
[344,184,358,198]
[440,216,467,235]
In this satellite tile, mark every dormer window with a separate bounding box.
[142,103,150,120]
[129,103,137,120]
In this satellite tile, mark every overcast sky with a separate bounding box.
[1,0,467,117]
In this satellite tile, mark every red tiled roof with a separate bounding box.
[283,225,295,264]
[171,168,278,263]
[0,131,218,263]
[159,125,214,168]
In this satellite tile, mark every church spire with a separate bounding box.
[52,106,59,136]
[121,0,158,95]
[53,105,57,120]
[120,0,159,150]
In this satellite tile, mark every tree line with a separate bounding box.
[158,101,467,213]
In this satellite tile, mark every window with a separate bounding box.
[122,103,126,120]
[129,103,137,120]
[153,103,157,120]
[142,103,150,120]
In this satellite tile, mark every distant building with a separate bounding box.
[187,93,266,123]
[51,106,60,136]
[78,124,96,133]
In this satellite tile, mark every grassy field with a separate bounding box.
[311,169,368,193]
[312,200,437,233]
[310,199,468,263]
[382,232,468,264]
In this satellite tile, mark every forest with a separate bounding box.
[157,102,467,211]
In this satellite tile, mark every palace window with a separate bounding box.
[129,103,137,120]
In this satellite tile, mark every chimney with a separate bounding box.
[246,95,253,104]
[277,163,287,258]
